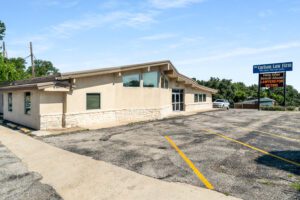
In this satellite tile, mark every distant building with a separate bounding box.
[234,98,276,109]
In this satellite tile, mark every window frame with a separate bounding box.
[86,93,101,110]
[8,93,12,112]
[194,93,207,103]
[160,73,169,89]
[199,94,203,102]
[24,92,31,115]
[203,94,207,102]
[122,73,141,87]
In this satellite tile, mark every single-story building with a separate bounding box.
[234,97,276,109]
[0,60,217,130]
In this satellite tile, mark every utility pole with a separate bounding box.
[2,41,7,58]
[30,42,35,77]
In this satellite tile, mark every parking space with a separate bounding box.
[42,110,300,200]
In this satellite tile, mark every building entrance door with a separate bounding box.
[172,89,184,111]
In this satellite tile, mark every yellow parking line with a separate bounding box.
[236,126,300,142]
[202,129,300,167]
[164,136,214,190]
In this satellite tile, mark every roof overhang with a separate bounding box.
[0,81,70,92]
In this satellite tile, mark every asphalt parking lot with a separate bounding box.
[42,110,300,200]
[0,142,62,200]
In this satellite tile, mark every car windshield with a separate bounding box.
[215,100,224,102]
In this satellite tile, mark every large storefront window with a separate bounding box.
[123,74,140,87]
[143,71,159,87]
[24,92,31,115]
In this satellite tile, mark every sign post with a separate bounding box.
[258,74,261,110]
[283,72,287,107]
[253,62,293,110]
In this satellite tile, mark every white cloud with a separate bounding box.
[168,36,204,48]
[34,0,80,8]
[149,0,205,9]
[258,9,273,18]
[178,41,300,64]
[50,11,157,38]
[140,33,177,41]
[123,12,157,27]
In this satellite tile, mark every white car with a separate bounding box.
[213,99,230,109]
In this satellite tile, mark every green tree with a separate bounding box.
[0,55,20,82]
[196,77,235,103]
[7,57,30,79]
[232,82,248,102]
[26,59,59,77]
[0,20,5,41]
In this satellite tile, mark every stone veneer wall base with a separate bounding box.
[64,106,172,128]
[40,114,63,130]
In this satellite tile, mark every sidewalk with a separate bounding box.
[0,125,240,200]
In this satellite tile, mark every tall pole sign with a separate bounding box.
[253,62,293,110]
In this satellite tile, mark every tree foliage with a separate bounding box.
[0,55,20,82]
[26,60,59,77]
[195,77,300,107]
[0,55,58,84]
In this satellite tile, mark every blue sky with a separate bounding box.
[1,0,300,90]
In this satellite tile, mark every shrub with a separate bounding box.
[290,182,300,191]
[261,106,297,111]
[286,106,296,111]
[261,106,285,111]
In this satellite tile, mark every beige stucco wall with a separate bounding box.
[185,87,213,112]
[3,90,40,129]
[39,92,64,130]
[0,93,3,113]
[2,90,64,130]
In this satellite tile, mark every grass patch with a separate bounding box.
[223,192,230,196]
[290,182,300,191]
[260,180,274,186]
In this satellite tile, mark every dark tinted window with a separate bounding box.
[194,94,198,102]
[143,71,159,87]
[86,93,101,110]
[8,93,12,112]
[203,94,206,102]
[123,74,140,87]
[24,92,31,115]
